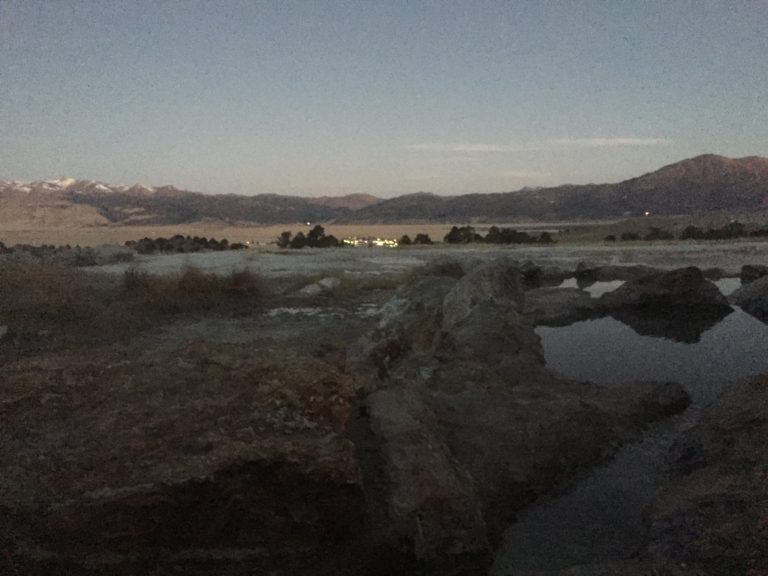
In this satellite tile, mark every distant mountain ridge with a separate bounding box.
[339,154,768,222]
[2,154,767,226]
[0,178,382,226]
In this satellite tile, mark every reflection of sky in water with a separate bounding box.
[536,307,768,405]
[713,276,741,296]
[558,276,742,298]
[556,278,625,297]
[496,307,768,573]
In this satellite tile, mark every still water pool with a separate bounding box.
[493,301,768,574]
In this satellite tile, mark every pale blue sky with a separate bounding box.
[1,0,766,196]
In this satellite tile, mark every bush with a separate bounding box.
[123,267,263,314]
[644,227,674,241]
[413,233,433,245]
[620,232,641,241]
[0,263,266,343]
[126,235,243,254]
[444,226,482,244]
[281,226,340,249]
[0,262,112,336]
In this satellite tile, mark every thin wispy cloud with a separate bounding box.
[549,137,672,148]
[500,169,551,179]
[407,137,671,153]
[406,143,526,152]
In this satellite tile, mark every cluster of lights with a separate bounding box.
[342,237,399,248]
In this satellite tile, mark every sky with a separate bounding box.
[1,0,766,197]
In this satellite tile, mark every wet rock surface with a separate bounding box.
[642,375,768,575]
[740,263,768,285]
[731,274,768,322]
[600,266,730,312]
[600,267,733,342]
[345,259,691,573]
[524,287,599,326]
[575,262,661,283]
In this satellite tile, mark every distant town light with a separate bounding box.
[644,211,651,216]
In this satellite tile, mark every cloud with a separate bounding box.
[407,137,671,153]
[548,137,672,148]
[406,143,527,153]
[500,169,551,179]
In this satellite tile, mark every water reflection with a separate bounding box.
[608,307,732,344]
[493,306,768,574]
[556,278,625,298]
[536,307,768,405]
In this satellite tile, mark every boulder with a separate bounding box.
[524,287,599,326]
[441,258,524,331]
[344,258,692,572]
[359,388,489,574]
[600,267,730,312]
[730,274,768,322]
[644,375,768,574]
[520,260,570,287]
[596,265,661,282]
[702,266,728,280]
[740,263,768,285]
[434,259,545,387]
[600,267,732,342]
[345,274,456,377]
[575,262,661,283]
[299,276,341,296]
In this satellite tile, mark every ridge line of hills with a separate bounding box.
[2,154,767,227]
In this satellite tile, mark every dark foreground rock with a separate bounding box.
[524,287,600,326]
[600,267,730,312]
[731,274,768,322]
[575,262,661,283]
[600,267,732,342]
[643,375,768,575]
[0,258,695,576]
[740,263,768,285]
[347,259,690,574]
[0,343,368,575]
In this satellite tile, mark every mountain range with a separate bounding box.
[2,154,767,227]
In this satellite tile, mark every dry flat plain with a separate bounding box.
[0,222,572,247]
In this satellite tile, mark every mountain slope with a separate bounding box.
[342,155,768,222]
[0,179,382,226]
[2,155,767,226]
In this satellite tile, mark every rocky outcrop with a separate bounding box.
[519,260,571,287]
[0,257,698,575]
[600,267,730,311]
[524,287,600,326]
[730,274,768,322]
[643,375,768,574]
[345,258,691,573]
[740,263,768,285]
[600,267,732,342]
[575,262,661,283]
[0,342,368,575]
